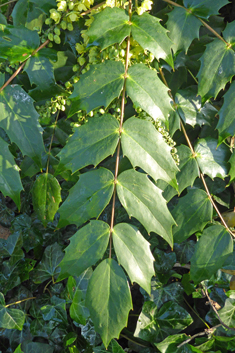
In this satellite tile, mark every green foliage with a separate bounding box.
[0,0,235,351]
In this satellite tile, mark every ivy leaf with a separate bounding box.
[32,242,64,283]
[155,334,190,353]
[217,81,235,145]
[0,25,40,63]
[195,137,230,179]
[13,345,24,353]
[69,61,125,117]
[219,298,235,328]
[113,223,154,294]
[0,137,23,209]
[150,281,184,308]
[86,259,132,348]
[161,145,199,202]
[68,268,93,325]
[56,114,119,175]
[126,64,172,126]
[0,85,44,167]
[131,13,174,68]
[58,221,110,281]
[12,0,56,31]
[183,0,229,19]
[0,293,25,330]
[58,168,114,228]
[32,173,61,227]
[190,225,233,283]
[175,86,217,127]
[117,170,175,247]
[41,296,67,324]
[87,7,130,49]
[167,8,202,53]
[134,301,193,343]
[21,342,53,353]
[198,24,235,101]
[25,54,65,101]
[172,189,213,244]
[121,117,178,189]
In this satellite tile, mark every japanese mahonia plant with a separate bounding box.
[1,0,235,352]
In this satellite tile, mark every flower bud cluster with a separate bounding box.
[36,95,70,125]
[137,0,153,15]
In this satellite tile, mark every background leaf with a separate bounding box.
[86,259,132,348]
[0,137,23,209]
[58,221,110,281]
[218,298,235,328]
[121,117,178,189]
[113,223,154,294]
[32,173,61,226]
[117,170,175,247]
[172,189,213,244]
[183,0,229,19]
[58,168,114,228]
[217,81,235,144]
[195,137,230,179]
[190,224,233,283]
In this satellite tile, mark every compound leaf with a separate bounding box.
[86,259,132,348]
[183,0,229,19]
[172,189,213,244]
[58,221,110,281]
[32,173,62,227]
[190,225,233,283]
[69,61,125,117]
[195,137,230,179]
[126,64,172,126]
[0,85,44,167]
[134,301,193,343]
[0,137,23,209]
[113,223,154,294]
[58,168,114,228]
[0,25,40,63]
[167,7,202,53]
[56,114,119,175]
[121,117,178,189]
[132,13,173,68]
[87,7,130,49]
[217,81,235,145]
[117,169,175,247]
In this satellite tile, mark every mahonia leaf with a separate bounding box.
[58,168,114,228]
[25,54,65,101]
[0,293,25,330]
[160,145,199,202]
[58,221,110,281]
[86,259,132,348]
[121,117,178,189]
[134,301,193,343]
[56,114,119,175]
[198,22,235,101]
[113,223,155,294]
[195,137,230,179]
[183,0,229,19]
[32,173,62,227]
[217,81,235,145]
[131,13,174,68]
[167,7,202,53]
[172,189,213,243]
[190,225,233,283]
[68,61,125,117]
[175,86,218,127]
[0,25,40,63]
[229,151,235,184]
[126,64,172,126]
[0,137,23,209]
[117,170,175,247]
[0,85,44,167]
[86,7,130,49]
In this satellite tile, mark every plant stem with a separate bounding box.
[0,0,17,8]
[109,0,132,259]
[158,67,235,239]
[0,39,50,94]
[177,325,221,348]
[5,297,36,308]
[80,1,106,15]
[162,0,228,44]
[46,110,60,174]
